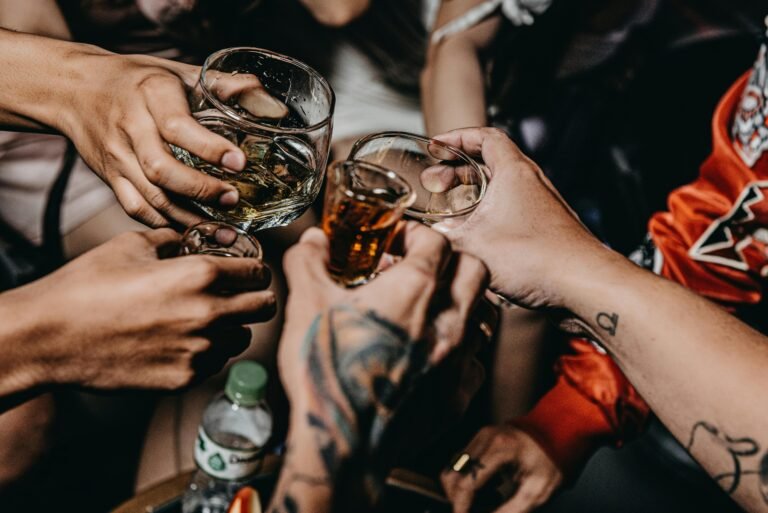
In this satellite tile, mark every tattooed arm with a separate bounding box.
[271,224,489,512]
[434,127,768,512]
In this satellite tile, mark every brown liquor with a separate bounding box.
[322,191,402,286]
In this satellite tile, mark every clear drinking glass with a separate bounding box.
[322,160,416,287]
[349,132,514,307]
[172,47,335,232]
[180,221,262,259]
[348,132,487,230]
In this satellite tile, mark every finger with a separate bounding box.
[204,256,272,292]
[430,253,490,364]
[283,227,336,291]
[443,451,513,513]
[496,478,548,513]
[388,222,452,279]
[433,128,525,177]
[111,154,207,228]
[139,228,182,258]
[442,429,497,501]
[111,176,169,227]
[128,122,241,207]
[207,72,288,119]
[135,179,209,227]
[420,164,457,193]
[145,76,247,171]
[140,227,181,247]
[215,290,278,325]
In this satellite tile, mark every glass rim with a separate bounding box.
[200,46,336,134]
[182,221,263,260]
[348,131,488,220]
[328,160,417,210]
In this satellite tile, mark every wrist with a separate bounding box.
[0,30,109,133]
[549,243,634,309]
[288,403,358,464]
[52,46,114,136]
[0,290,53,397]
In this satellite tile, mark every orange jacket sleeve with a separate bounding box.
[513,339,650,479]
[514,69,768,480]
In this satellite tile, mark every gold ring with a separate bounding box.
[452,453,472,473]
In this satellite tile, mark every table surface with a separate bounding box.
[111,457,450,513]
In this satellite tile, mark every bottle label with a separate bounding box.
[194,427,263,480]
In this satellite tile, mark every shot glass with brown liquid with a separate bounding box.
[321,160,415,287]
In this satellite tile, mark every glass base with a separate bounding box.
[194,201,312,233]
[329,270,378,288]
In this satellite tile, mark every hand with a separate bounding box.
[278,222,489,407]
[267,222,488,513]
[3,229,275,391]
[441,424,563,513]
[57,49,282,227]
[432,127,615,310]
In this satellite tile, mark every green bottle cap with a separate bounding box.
[225,361,268,406]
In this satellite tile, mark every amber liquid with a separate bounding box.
[171,117,319,231]
[322,192,401,286]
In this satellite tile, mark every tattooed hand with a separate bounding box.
[268,222,488,513]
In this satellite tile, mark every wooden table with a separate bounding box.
[111,457,449,513]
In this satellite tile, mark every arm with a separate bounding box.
[421,0,501,136]
[0,0,69,40]
[298,0,371,27]
[0,229,275,413]
[0,28,289,228]
[436,127,768,513]
[270,224,488,512]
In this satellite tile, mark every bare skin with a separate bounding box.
[268,223,489,513]
[297,0,371,27]
[435,128,768,513]
[421,0,501,136]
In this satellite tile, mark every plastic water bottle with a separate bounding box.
[182,361,273,513]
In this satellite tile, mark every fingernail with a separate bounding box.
[222,150,246,171]
[219,189,239,206]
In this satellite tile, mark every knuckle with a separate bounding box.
[189,176,218,200]
[120,197,154,224]
[146,189,173,212]
[141,155,166,183]
[188,257,221,286]
[486,127,507,137]
[170,368,195,389]
[162,115,185,140]
[478,425,498,441]
[191,299,219,324]
[137,71,170,93]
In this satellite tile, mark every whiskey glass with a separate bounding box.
[172,47,335,232]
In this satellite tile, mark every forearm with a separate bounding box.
[0,28,109,132]
[272,305,426,512]
[0,290,52,412]
[561,251,768,511]
[422,37,488,136]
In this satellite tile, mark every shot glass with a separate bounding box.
[173,47,335,232]
[322,160,416,287]
[348,132,487,230]
[180,221,262,259]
